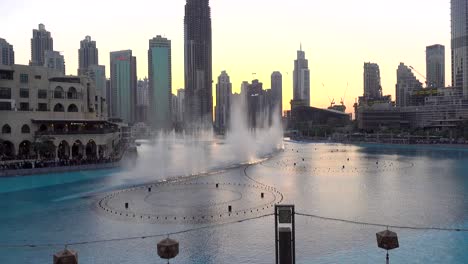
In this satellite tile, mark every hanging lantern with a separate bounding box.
[53,248,78,264]
[376,229,399,250]
[157,238,179,261]
[376,229,399,264]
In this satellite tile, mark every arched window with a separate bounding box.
[68,87,78,99]
[2,124,11,134]
[67,104,78,112]
[53,103,64,112]
[54,86,64,99]
[21,124,30,134]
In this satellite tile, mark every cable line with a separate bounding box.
[0,214,274,249]
[296,212,468,232]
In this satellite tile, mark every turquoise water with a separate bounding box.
[0,142,467,263]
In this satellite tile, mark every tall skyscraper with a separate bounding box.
[148,36,172,130]
[44,50,65,75]
[271,71,283,116]
[215,71,232,132]
[396,63,423,107]
[184,0,213,129]
[110,50,137,124]
[0,38,14,66]
[78,36,99,75]
[364,62,382,99]
[426,44,445,88]
[30,24,53,66]
[293,46,310,107]
[451,0,468,95]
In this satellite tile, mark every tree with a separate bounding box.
[33,141,56,160]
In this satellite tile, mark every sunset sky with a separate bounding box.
[1,0,451,113]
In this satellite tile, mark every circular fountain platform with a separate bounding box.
[96,181,283,224]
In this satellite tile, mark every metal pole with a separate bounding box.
[275,205,279,264]
[386,252,389,264]
[292,205,296,264]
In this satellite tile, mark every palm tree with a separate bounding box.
[33,136,56,160]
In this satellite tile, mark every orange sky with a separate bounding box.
[1,0,451,114]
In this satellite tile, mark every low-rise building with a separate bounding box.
[0,64,119,161]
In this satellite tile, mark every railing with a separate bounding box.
[35,129,118,136]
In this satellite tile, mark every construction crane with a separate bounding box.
[340,82,349,107]
[323,83,335,108]
[409,66,427,86]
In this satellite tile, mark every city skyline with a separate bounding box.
[1,0,451,113]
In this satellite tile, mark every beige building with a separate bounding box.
[0,64,119,160]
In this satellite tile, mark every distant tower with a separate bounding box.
[396,63,423,107]
[452,0,468,95]
[271,71,283,116]
[176,89,185,124]
[0,38,14,65]
[110,50,137,124]
[30,24,53,66]
[215,71,232,132]
[87,65,107,117]
[78,36,99,75]
[136,78,149,123]
[184,0,213,130]
[292,45,310,107]
[148,35,172,130]
[426,44,445,88]
[44,50,65,75]
[363,62,382,99]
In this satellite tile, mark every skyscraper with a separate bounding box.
[87,65,107,117]
[176,89,185,124]
[0,38,14,66]
[292,46,310,108]
[78,36,99,75]
[30,24,53,66]
[184,0,213,129]
[148,36,172,130]
[426,44,445,88]
[106,79,112,116]
[451,0,468,94]
[215,71,232,132]
[44,50,65,75]
[364,62,382,99]
[396,63,423,107]
[110,50,137,124]
[136,78,149,123]
[271,71,283,116]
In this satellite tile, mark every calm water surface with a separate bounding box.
[0,141,467,263]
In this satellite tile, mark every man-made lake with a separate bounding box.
[1,141,467,263]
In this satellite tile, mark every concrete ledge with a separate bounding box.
[0,162,121,177]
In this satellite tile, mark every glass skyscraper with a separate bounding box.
[451,0,468,95]
[110,50,137,124]
[293,46,310,107]
[184,0,213,129]
[148,36,172,130]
